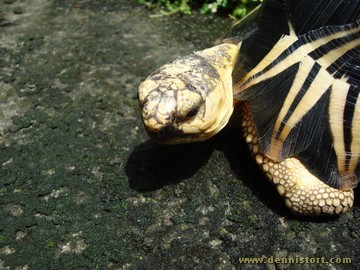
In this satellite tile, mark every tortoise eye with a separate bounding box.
[184,106,199,119]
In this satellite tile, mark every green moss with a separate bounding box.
[46,239,56,248]
[247,214,258,223]
[13,6,25,15]
[139,0,192,15]
[290,220,303,232]
[139,0,263,18]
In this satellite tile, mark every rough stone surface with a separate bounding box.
[0,1,359,269]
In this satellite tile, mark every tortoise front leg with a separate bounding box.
[240,102,354,215]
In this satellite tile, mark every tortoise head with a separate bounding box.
[138,43,239,143]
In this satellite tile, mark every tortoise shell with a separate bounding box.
[226,0,360,191]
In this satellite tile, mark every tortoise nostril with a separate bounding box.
[166,110,176,122]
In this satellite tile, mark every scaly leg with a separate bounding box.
[240,102,354,215]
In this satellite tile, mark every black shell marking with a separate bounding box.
[230,0,360,189]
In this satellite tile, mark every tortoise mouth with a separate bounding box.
[145,125,184,144]
[145,125,204,144]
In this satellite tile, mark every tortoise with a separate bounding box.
[138,0,360,215]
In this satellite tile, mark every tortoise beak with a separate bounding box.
[145,125,184,144]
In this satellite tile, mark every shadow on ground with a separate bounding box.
[127,126,290,216]
[127,140,213,191]
[127,127,357,223]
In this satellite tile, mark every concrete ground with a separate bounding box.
[0,0,359,269]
